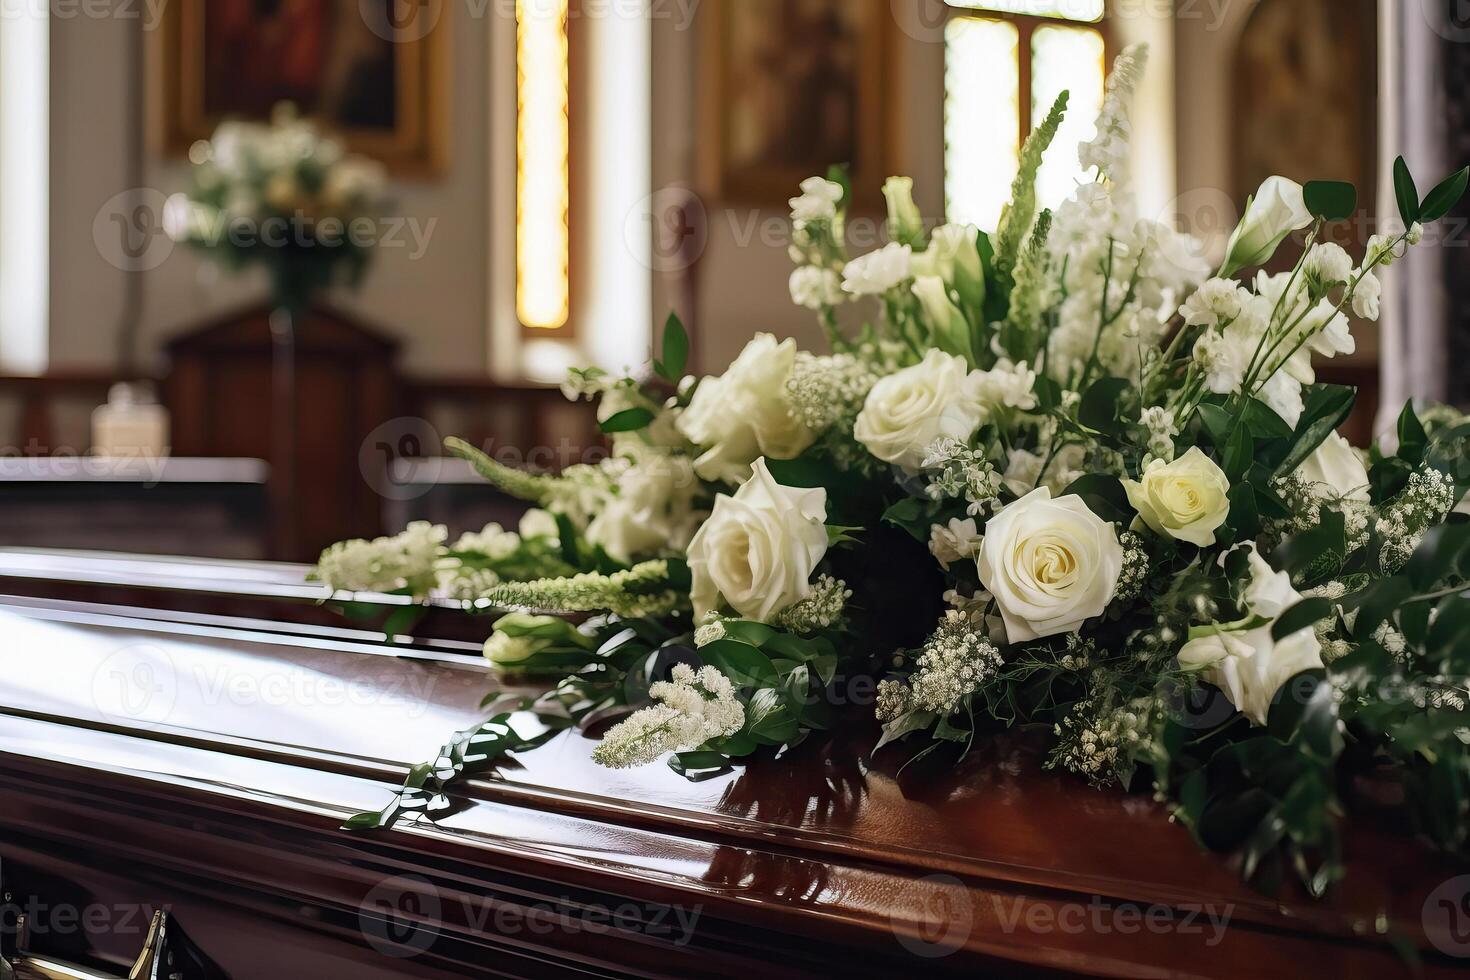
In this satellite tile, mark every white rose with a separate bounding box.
[1351,268,1382,320]
[977,487,1124,642]
[1124,447,1231,547]
[842,242,913,296]
[687,458,828,623]
[1177,546,1324,725]
[789,176,844,223]
[1222,176,1313,275]
[1296,432,1370,503]
[854,350,984,471]
[789,266,844,310]
[677,334,815,484]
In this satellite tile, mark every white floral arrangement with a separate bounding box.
[325,47,1470,893]
[165,103,388,311]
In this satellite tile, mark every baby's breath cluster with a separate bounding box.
[1113,532,1150,604]
[877,612,1003,719]
[785,352,878,433]
[774,575,852,633]
[591,663,746,769]
[1376,468,1457,573]
[922,437,1003,516]
[1047,693,1157,788]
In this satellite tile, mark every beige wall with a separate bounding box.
[48,10,493,377]
[43,4,1299,383]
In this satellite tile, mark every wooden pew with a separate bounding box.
[0,585,1465,977]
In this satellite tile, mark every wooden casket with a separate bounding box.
[0,561,1467,978]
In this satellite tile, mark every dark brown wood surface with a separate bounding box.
[1,591,1466,977]
[0,548,494,648]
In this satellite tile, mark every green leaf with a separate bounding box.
[599,407,656,433]
[1272,598,1332,641]
[668,750,732,779]
[1394,156,1420,227]
[699,639,780,689]
[1240,398,1294,441]
[1078,376,1133,435]
[1397,400,1428,466]
[721,620,776,648]
[1274,507,1345,583]
[1033,374,1063,413]
[655,312,689,382]
[1419,166,1469,223]
[1061,473,1133,525]
[1303,180,1357,222]
[1222,424,1254,482]
[1197,402,1234,447]
[1267,670,1342,761]
[745,688,800,745]
[1276,384,1356,477]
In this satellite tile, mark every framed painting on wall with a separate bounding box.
[700,0,894,208]
[156,0,450,176]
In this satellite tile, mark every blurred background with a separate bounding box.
[0,0,1463,564]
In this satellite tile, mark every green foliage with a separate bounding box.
[994,91,1069,291]
[1303,180,1357,222]
[654,312,689,382]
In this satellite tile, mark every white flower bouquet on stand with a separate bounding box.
[320,47,1470,894]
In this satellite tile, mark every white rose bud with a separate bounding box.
[854,349,986,472]
[484,613,594,667]
[687,458,828,623]
[677,334,815,484]
[977,487,1124,642]
[1177,546,1325,725]
[883,176,924,246]
[1124,447,1232,547]
[1296,432,1370,503]
[1221,176,1313,276]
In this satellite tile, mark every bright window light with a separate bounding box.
[946,0,1104,23]
[516,0,571,331]
[0,7,49,373]
[945,17,1020,230]
[1032,24,1106,210]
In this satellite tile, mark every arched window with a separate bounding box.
[944,1,1107,230]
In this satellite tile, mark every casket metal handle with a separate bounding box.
[2,908,181,980]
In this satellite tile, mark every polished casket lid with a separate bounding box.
[0,590,1465,978]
